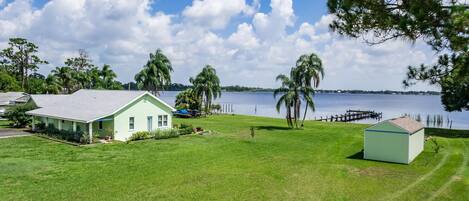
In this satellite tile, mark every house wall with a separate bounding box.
[113,94,173,141]
[408,129,425,163]
[364,130,409,164]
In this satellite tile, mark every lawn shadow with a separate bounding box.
[347,149,364,160]
[254,126,291,131]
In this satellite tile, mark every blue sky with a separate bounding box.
[0,0,436,91]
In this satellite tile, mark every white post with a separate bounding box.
[88,122,93,144]
[31,116,36,131]
[58,120,62,130]
[45,117,49,127]
[73,122,77,132]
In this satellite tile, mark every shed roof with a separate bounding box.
[367,116,424,134]
[26,89,175,123]
[388,116,424,134]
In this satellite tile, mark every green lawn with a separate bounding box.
[0,120,11,128]
[0,115,467,201]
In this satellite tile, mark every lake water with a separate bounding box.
[158,91,469,129]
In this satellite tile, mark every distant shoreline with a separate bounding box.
[122,83,440,95]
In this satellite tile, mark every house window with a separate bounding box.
[129,117,134,130]
[158,115,162,127]
[163,115,168,127]
[99,121,103,130]
[62,120,65,123]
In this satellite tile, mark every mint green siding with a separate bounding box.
[92,118,114,138]
[364,131,409,164]
[113,94,173,141]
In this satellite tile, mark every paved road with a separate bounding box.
[0,128,32,138]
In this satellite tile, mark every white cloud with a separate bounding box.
[252,0,295,41]
[228,23,259,49]
[0,0,438,91]
[182,0,256,29]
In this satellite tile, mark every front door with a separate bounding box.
[147,116,153,131]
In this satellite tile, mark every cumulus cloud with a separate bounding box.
[182,0,257,29]
[0,0,437,90]
[252,0,295,41]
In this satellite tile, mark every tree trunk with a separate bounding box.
[301,104,308,127]
[294,99,300,128]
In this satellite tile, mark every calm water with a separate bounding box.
[158,91,469,129]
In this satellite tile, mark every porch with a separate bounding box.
[31,116,114,143]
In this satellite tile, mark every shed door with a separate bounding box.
[147,116,153,131]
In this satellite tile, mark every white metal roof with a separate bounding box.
[26,89,175,123]
[0,92,29,106]
[30,94,70,108]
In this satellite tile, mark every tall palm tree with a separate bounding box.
[274,73,297,127]
[100,64,117,89]
[135,49,173,95]
[275,67,318,128]
[43,74,62,94]
[190,65,221,114]
[52,66,74,94]
[295,53,324,127]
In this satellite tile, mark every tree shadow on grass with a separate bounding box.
[254,126,291,131]
[425,128,469,138]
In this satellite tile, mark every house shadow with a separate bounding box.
[347,149,364,160]
[254,126,291,131]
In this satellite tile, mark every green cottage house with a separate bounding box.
[26,89,176,142]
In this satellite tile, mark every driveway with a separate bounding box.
[0,128,32,138]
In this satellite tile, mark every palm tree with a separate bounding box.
[295,53,324,127]
[274,73,297,127]
[135,49,173,95]
[52,66,74,94]
[43,74,62,94]
[100,64,117,89]
[175,88,200,110]
[86,67,101,89]
[274,67,318,128]
[190,65,221,114]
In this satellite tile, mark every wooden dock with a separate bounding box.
[315,110,382,122]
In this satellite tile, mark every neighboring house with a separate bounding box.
[0,92,30,118]
[26,89,175,142]
[364,116,425,164]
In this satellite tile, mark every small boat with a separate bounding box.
[173,109,201,118]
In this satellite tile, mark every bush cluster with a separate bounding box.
[176,124,195,135]
[43,125,89,144]
[128,127,194,142]
[5,103,36,128]
[152,129,179,139]
[128,131,151,141]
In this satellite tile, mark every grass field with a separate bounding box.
[0,115,467,201]
[0,120,11,128]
